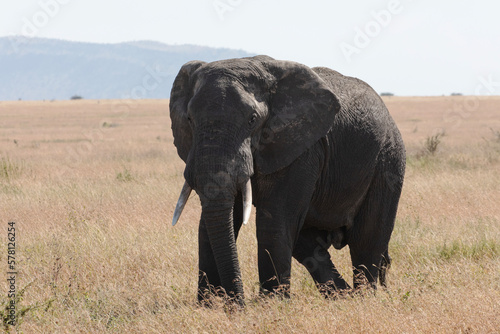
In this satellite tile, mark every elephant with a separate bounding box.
[170,55,405,305]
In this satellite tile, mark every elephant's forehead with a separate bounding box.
[189,78,251,115]
[192,73,245,97]
[197,69,248,87]
[197,59,265,83]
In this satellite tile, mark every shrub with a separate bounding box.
[424,133,442,155]
[116,168,134,182]
[101,122,118,128]
[491,128,500,143]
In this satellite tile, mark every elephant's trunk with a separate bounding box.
[172,173,250,303]
[194,158,249,302]
[200,197,244,302]
[182,120,253,303]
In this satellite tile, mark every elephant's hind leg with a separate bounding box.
[293,228,350,297]
[348,167,403,290]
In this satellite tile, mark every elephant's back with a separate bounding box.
[313,67,388,124]
[313,66,403,156]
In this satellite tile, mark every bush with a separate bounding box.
[424,134,442,155]
[70,95,83,100]
[101,121,118,128]
[491,128,500,143]
[116,168,134,182]
[380,92,394,97]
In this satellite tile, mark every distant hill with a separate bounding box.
[0,37,254,101]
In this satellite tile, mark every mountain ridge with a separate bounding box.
[0,37,254,101]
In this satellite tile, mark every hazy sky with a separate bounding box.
[1,0,499,95]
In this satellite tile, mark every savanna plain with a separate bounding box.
[0,96,499,333]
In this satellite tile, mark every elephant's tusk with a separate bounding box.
[242,179,252,225]
[172,181,192,226]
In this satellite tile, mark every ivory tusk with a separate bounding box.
[242,179,252,225]
[172,181,192,226]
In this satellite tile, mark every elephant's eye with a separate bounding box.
[248,114,258,128]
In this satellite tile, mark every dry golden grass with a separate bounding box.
[0,97,499,333]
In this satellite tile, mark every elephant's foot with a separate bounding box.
[378,250,392,288]
[317,279,352,299]
[353,266,379,290]
[197,286,245,309]
[259,283,291,299]
[349,270,380,298]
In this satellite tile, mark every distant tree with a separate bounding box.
[451,92,463,96]
[380,92,394,97]
[70,95,83,100]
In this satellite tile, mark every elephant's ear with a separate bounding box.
[170,60,206,162]
[254,60,341,174]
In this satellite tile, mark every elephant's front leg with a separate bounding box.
[198,219,221,302]
[254,154,321,296]
[256,216,294,297]
[198,192,245,304]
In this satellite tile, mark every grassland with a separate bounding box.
[0,97,499,333]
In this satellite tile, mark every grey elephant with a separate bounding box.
[170,56,405,305]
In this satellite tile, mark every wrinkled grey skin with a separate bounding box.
[170,56,405,305]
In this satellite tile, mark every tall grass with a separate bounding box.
[0,156,22,180]
[0,99,499,333]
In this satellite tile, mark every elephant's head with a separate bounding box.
[170,56,340,301]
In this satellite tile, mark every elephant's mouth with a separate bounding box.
[171,179,252,226]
